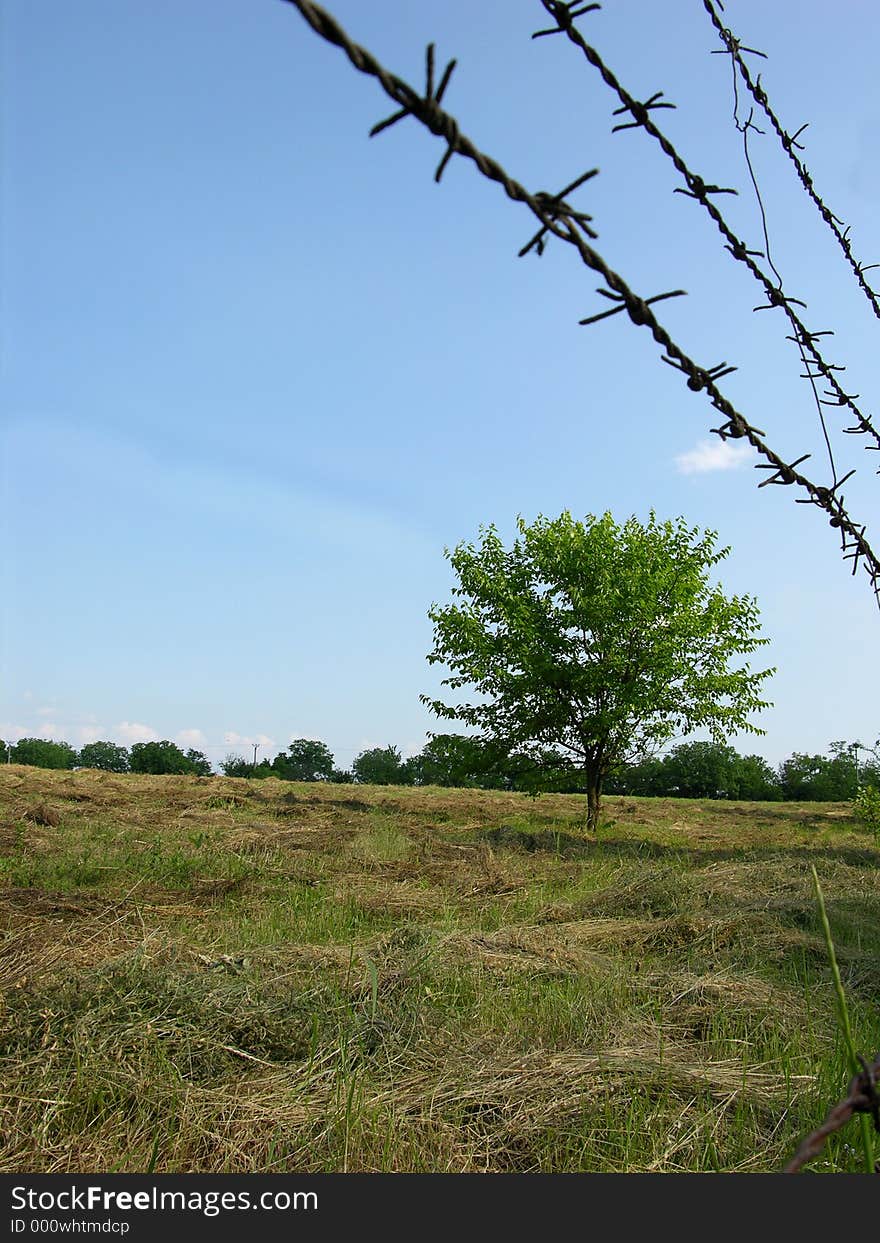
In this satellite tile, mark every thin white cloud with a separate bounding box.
[36,705,58,718]
[38,721,59,739]
[77,726,104,745]
[176,728,207,749]
[224,731,275,751]
[117,721,160,744]
[675,439,752,475]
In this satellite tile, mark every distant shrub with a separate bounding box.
[852,784,880,836]
[352,746,408,786]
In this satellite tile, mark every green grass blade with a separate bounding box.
[811,864,875,1174]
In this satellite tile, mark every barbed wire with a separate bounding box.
[279,0,880,606]
[533,0,880,468]
[703,0,880,327]
[784,1051,880,1173]
[727,97,841,487]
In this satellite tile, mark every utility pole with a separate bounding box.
[252,743,260,771]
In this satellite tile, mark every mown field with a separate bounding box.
[1,765,878,1173]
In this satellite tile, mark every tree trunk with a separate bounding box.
[585,770,602,833]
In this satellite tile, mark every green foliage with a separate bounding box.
[619,742,781,800]
[10,738,78,769]
[777,751,859,801]
[852,785,880,835]
[330,768,354,784]
[605,755,665,796]
[221,753,254,778]
[77,741,131,773]
[130,740,206,776]
[409,733,507,788]
[412,734,479,787]
[607,742,875,802]
[648,741,742,799]
[733,753,783,801]
[220,754,273,779]
[351,746,408,786]
[271,739,335,782]
[424,511,774,828]
[184,748,213,776]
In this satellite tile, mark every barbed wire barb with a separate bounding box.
[532,0,601,39]
[519,167,601,256]
[611,91,676,132]
[578,287,686,326]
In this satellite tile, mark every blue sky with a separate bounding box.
[2,0,878,772]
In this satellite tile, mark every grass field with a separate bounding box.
[1,764,878,1173]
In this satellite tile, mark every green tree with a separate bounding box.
[220,753,272,779]
[655,741,742,799]
[10,738,78,769]
[329,767,354,784]
[860,759,880,789]
[351,745,407,786]
[411,734,502,788]
[78,741,130,773]
[184,748,213,776]
[605,754,665,796]
[423,511,774,831]
[828,740,878,795]
[130,740,198,775]
[221,753,252,778]
[778,749,859,801]
[856,736,880,788]
[734,753,782,801]
[271,739,335,782]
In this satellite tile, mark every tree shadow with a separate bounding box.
[476,824,879,870]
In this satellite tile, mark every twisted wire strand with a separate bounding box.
[536,0,880,459]
[784,1053,880,1173]
[703,0,880,327]
[281,0,879,606]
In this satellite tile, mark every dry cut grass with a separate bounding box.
[1,766,878,1173]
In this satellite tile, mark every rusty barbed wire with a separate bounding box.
[784,1052,880,1173]
[279,0,880,606]
[704,0,880,327]
[533,0,880,469]
[279,0,599,230]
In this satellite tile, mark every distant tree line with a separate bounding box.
[1,738,212,776]
[3,734,877,802]
[220,735,878,801]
